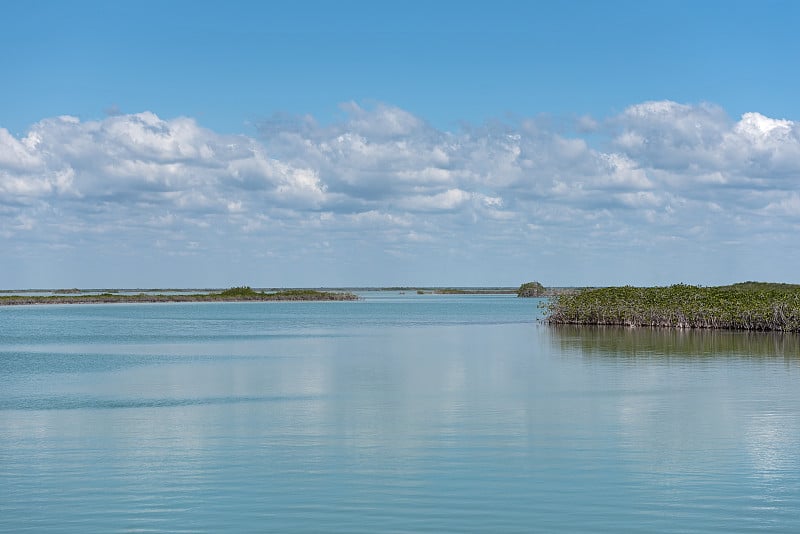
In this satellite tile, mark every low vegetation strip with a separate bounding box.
[433,288,516,294]
[544,283,800,332]
[0,286,359,306]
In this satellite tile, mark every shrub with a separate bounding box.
[517,281,546,297]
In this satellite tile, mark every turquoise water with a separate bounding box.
[2,293,799,532]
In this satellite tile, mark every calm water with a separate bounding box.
[2,293,799,532]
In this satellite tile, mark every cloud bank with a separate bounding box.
[1,101,799,287]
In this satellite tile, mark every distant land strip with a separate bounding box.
[544,282,800,332]
[0,285,574,297]
[0,287,358,306]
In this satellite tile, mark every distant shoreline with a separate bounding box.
[0,286,550,295]
[0,287,359,306]
[0,285,579,303]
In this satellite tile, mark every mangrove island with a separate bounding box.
[544,282,800,332]
[0,286,359,306]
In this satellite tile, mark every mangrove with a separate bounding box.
[517,281,546,297]
[0,286,359,306]
[544,282,800,332]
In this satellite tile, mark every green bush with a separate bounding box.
[517,281,546,297]
[544,283,800,332]
[218,286,260,297]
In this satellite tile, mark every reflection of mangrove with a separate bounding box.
[545,283,800,332]
[0,286,359,306]
[550,324,800,359]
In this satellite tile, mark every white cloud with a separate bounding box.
[339,102,425,138]
[345,210,413,228]
[2,101,800,287]
[0,128,42,171]
[763,193,800,217]
[615,191,663,209]
[613,101,800,185]
[399,188,472,211]
[735,112,792,142]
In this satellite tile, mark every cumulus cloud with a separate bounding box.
[612,101,800,185]
[2,100,800,286]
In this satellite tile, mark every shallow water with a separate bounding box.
[2,294,799,532]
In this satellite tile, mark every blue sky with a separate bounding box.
[1,1,799,288]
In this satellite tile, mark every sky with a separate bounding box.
[1,0,799,288]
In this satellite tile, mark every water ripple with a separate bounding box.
[0,394,321,411]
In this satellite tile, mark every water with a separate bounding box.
[2,293,799,532]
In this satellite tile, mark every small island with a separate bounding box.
[0,286,359,306]
[544,282,800,332]
[515,281,576,298]
[516,281,547,297]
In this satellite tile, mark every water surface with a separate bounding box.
[2,294,799,532]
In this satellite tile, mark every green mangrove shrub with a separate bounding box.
[544,283,800,332]
[517,281,546,297]
[218,286,261,297]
